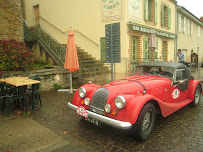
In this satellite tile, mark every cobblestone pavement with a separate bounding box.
[32,89,203,152]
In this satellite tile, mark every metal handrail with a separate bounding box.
[23,20,110,84]
[23,20,66,64]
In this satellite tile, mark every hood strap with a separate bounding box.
[122,79,147,93]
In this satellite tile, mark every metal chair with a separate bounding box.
[1,86,27,116]
[26,76,42,110]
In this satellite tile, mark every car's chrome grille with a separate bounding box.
[90,88,109,115]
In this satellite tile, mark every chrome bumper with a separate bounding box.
[67,102,132,129]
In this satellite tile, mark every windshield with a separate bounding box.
[133,66,175,79]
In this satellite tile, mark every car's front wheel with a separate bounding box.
[191,85,201,107]
[132,103,156,141]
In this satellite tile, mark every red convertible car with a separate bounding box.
[67,61,202,141]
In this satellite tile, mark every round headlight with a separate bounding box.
[104,104,111,113]
[79,87,86,98]
[84,98,90,105]
[115,96,126,109]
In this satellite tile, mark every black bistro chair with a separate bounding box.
[26,76,42,110]
[1,85,27,116]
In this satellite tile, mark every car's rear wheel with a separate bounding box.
[191,85,201,107]
[132,103,156,141]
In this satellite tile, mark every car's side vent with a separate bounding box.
[90,88,109,115]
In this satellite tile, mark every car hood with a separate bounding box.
[101,75,171,100]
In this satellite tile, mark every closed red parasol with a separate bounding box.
[64,28,79,93]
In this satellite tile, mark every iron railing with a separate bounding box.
[23,20,66,65]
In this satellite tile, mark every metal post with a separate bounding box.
[198,63,200,79]
[111,24,114,82]
[94,61,96,82]
[70,72,73,94]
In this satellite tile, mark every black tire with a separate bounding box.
[191,85,201,107]
[132,103,156,141]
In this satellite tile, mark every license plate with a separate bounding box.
[76,106,88,118]
[85,117,100,126]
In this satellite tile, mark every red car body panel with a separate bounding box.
[71,74,202,125]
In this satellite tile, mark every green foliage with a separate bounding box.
[54,83,62,90]
[32,62,47,70]
[0,39,34,71]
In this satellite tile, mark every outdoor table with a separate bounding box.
[0,77,41,113]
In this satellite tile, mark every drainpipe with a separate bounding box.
[174,4,178,62]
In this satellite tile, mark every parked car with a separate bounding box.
[67,61,202,141]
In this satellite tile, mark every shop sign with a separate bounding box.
[102,0,122,21]
[128,0,141,23]
[132,25,176,39]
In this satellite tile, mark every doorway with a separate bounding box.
[34,5,40,25]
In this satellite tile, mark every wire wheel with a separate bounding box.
[191,85,201,107]
[132,103,156,141]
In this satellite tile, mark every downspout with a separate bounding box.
[174,4,178,62]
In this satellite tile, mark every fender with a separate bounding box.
[72,83,100,108]
[107,94,157,124]
[108,93,194,125]
[187,80,203,100]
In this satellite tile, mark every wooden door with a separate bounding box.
[34,5,40,25]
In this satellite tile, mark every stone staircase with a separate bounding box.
[24,20,110,85]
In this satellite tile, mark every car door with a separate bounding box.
[169,69,189,103]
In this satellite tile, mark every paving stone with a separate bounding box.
[25,90,203,152]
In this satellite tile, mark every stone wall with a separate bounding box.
[0,0,24,42]
[4,66,80,91]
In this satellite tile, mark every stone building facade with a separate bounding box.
[0,0,24,42]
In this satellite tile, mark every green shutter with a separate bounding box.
[131,37,137,61]
[155,0,158,24]
[161,3,164,26]
[145,0,148,21]
[143,38,148,61]
[100,37,106,63]
[168,8,171,29]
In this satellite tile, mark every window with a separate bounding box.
[162,41,167,61]
[145,0,158,24]
[190,21,193,36]
[181,16,186,34]
[131,37,137,61]
[198,25,200,39]
[161,3,171,28]
[179,15,181,33]
[175,69,187,81]
[187,19,190,35]
[187,20,193,36]
[143,38,149,61]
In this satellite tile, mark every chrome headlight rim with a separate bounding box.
[79,87,86,98]
[115,95,126,109]
[84,98,90,105]
[104,104,111,113]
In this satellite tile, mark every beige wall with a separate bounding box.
[24,0,176,73]
[177,9,203,63]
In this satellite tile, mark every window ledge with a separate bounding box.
[145,21,156,27]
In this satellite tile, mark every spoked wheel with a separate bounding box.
[132,103,156,141]
[191,85,201,107]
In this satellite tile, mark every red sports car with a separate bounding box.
[67,61,202,141]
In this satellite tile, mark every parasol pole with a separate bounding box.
[69,72,73,94]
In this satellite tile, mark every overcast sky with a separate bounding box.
[177,0,203,18]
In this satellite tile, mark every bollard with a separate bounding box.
[198,63,200,79]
